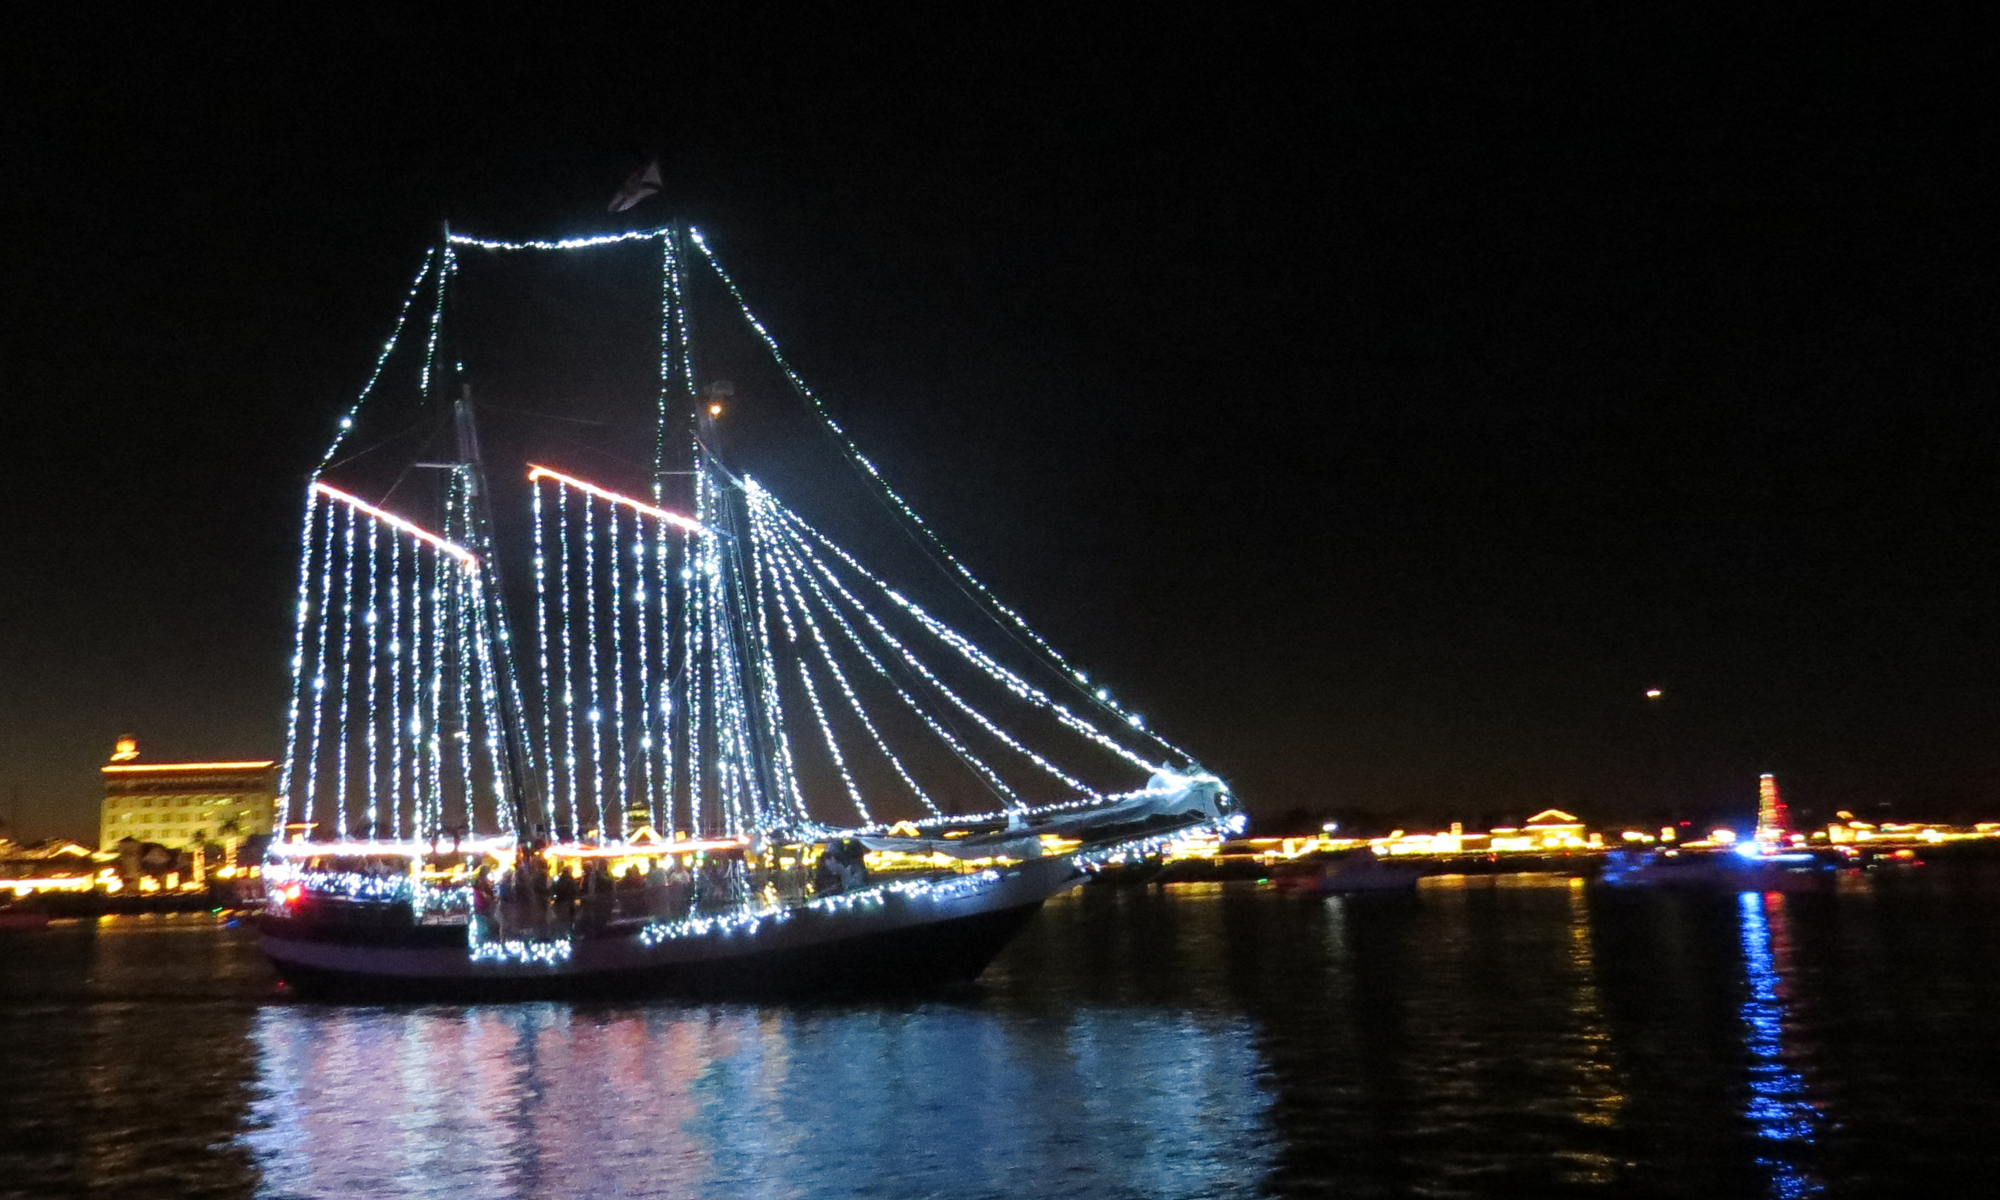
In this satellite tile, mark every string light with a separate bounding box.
[775,502,1162,776]
[608,503,631,835]
[276,486,325,827]
[420,245,454,397]
[688,227,1193,764]
[761,508,1020,809]
[314,250,436,472]
[386,531,405,840]
[583,494,605,834]
[364,521,381,836]
[448,228,667,253]
[778,511,1095,798]
[750,489,937,817]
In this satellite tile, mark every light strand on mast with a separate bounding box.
[741,497,809,823]
[557,485,579,837]
[777,516,1094,799]
[420,246,454,397]
[363,520,382,837]
[315,250,436,472]
[333,504,358,839]
[583,496,605,835]
[277,485,324,828]
[764,517,1019,810]
[633,519,657,832]
[689,227,1190,765]
[532,479,557,834]
[608,503,631,837]
[751,492,939,816]
[774,503,1162,775]
[386,531,405,840]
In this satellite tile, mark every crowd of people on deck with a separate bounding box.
[468,839,876,942]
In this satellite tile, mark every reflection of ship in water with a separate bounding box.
[255,223,1238,997]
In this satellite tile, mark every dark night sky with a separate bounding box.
[4,8,1995,842]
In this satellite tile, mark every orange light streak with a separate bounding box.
[527,465,707,533]
[102,761,275,773]
[311,482,476,563]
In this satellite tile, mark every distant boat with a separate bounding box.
[1598,848,1839,892]
[1275,848,1425,896]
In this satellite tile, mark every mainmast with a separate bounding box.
[452,385,545,846]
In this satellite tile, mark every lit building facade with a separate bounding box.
[98,738,277,855]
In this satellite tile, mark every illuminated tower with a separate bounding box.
[1756,773,1789,843]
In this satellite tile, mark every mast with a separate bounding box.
[452,385,545,846]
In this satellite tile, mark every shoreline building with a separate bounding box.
[98,738,277,871]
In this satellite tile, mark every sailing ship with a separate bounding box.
[257,223,1239,998]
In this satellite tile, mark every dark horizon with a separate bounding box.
[5,10,1996,844]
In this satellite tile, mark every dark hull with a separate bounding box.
[268,901,1045,1002]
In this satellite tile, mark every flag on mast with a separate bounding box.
[609,160,662,212]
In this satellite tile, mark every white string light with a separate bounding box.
[364,520,382,836]
[776,513,1095,799]
[775,503,1163,775]
[749,490,938,817]
[582,495,605,835]
[277,486,324,827]
[762,509,1020,810]
[447,228,667,253]
[386,530,405,839]
[314,251,436,472]
[688,227,1192,764]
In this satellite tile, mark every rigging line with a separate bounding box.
[532,479,557,835]
[405,528,425,840]
[687,228,1164,748]
[334,502,358,840]
[664,520,688,840]
[386,531,405,841]
[608,503,631,836]
[583,493,605,835]
[298,494,340,830]
[773,516,1097,798]
[740,494,809,823]
[752,488,936,816]
[451,477,478,838]
[558,484,579,837]
[447,227,669,252]
[276,485,322,821]
[364,520,381,836]
[316,250,437,473]
[769,500,1163,774]
[467,571,516,837]
[719,487,792,829]
[424,530,447,840]
[764,513,1017,810]
[420,244,455,398]
[320,408,456,477]
[633,498,657,830]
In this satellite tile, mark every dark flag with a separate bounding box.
[609,160,663,212]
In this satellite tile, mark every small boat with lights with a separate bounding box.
[1597,847,1840,893]
[257,222,1237,998]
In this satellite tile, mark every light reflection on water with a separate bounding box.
[1737,892,1821,1199]
[12,870,2000,1197]
[245,1001,1274,1200]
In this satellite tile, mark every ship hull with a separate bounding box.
[260,855,1077,1001]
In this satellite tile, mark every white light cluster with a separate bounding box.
[469,936,575,967]
[636,869,1002,946]
[279,486,510,845]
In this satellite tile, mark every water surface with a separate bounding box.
[6,868,2000,1198]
